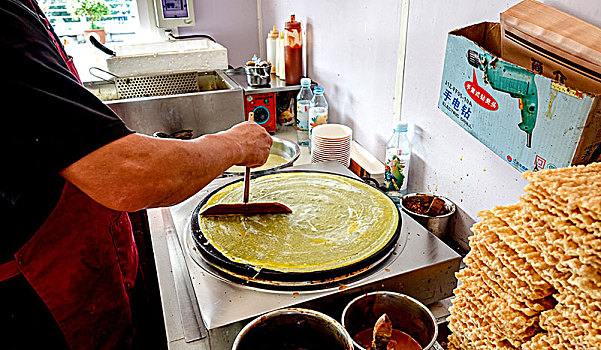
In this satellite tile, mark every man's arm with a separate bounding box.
[60,121,272,212]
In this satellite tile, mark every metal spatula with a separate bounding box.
[199,113,292,217]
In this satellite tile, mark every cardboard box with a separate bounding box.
[438,22,601,172]
[500,0,601,95]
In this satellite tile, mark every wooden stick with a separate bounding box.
[243,167,250,204]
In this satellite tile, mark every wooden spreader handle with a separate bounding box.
[198,111,292,217]
[243,112,254,204]
[243,167,251,204]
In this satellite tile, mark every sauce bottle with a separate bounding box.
[266,26,279,74]
[277,31,285,79]
[284,14,302,85]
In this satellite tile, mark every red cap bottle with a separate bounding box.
[284,14,302,85]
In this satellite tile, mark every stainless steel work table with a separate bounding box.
[148,148,461,350]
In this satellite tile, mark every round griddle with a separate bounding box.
[190,170,403,290]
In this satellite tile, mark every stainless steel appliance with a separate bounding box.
[190,170,405,291]
[84,70,245,137]
[147,161,462,349]
[224,68,307,133]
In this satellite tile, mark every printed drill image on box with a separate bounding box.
[438,22,601,172]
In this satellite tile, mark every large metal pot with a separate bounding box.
[232,308,354,350]
[342,291,438,350]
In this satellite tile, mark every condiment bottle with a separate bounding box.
[284,14,302,85]
[385,121,412,203]
[266,26,278,74]
[276,31,285,79]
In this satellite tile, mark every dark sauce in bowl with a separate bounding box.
[236,313,350,350]
[353,328,423,350]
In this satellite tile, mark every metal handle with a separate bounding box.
[88,66,119,83]
[89,35,116,56]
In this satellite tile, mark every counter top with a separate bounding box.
[224,69,306,94]
[147,127,460,349]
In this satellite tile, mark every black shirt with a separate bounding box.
[0,0,134,261]
[0,0,134,348]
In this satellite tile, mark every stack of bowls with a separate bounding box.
[311,124,353,167]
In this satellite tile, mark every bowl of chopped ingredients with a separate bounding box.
[400,193,455,240]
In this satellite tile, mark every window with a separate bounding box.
[39,0,141,82]
[41,0,138,44]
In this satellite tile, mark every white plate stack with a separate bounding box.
[311,124,353,167]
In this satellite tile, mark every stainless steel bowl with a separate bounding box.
[342,291,438,350]
[232,308,354,350]
[400,193,456,240]
[222,136,300,177]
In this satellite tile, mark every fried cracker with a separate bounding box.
[540,308,601,349]
[521,332,576,350]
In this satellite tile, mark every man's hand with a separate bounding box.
[222,121,273,168]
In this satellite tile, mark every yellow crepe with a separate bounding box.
[199,172,399,273]
[226,154,288,173]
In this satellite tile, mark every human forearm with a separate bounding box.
[60,122,272,211]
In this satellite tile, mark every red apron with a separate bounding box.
[0,182,139,349]
[0,1,138,348]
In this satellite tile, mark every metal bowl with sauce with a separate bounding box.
[222,136,300,177]
[342,292,438,350]
[400,193,456,240]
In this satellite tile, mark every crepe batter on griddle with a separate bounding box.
[199,172,399,273]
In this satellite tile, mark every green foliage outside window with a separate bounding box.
[69,0,110,29]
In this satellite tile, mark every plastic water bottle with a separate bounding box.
[385,121,411,203]
[309,86,328,144]
[296,78,313,146]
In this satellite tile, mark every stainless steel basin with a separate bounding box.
[222,137,301,177]
[84,70,245,137]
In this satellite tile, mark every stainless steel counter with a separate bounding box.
[148,129,461,349]
[224,68,306,94]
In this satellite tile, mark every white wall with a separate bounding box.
[178,0,600,247]
[401,0,601,247]
[178,0,259,67]
[260,1,402,158]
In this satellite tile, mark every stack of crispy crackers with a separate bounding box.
[446,162,601,349]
